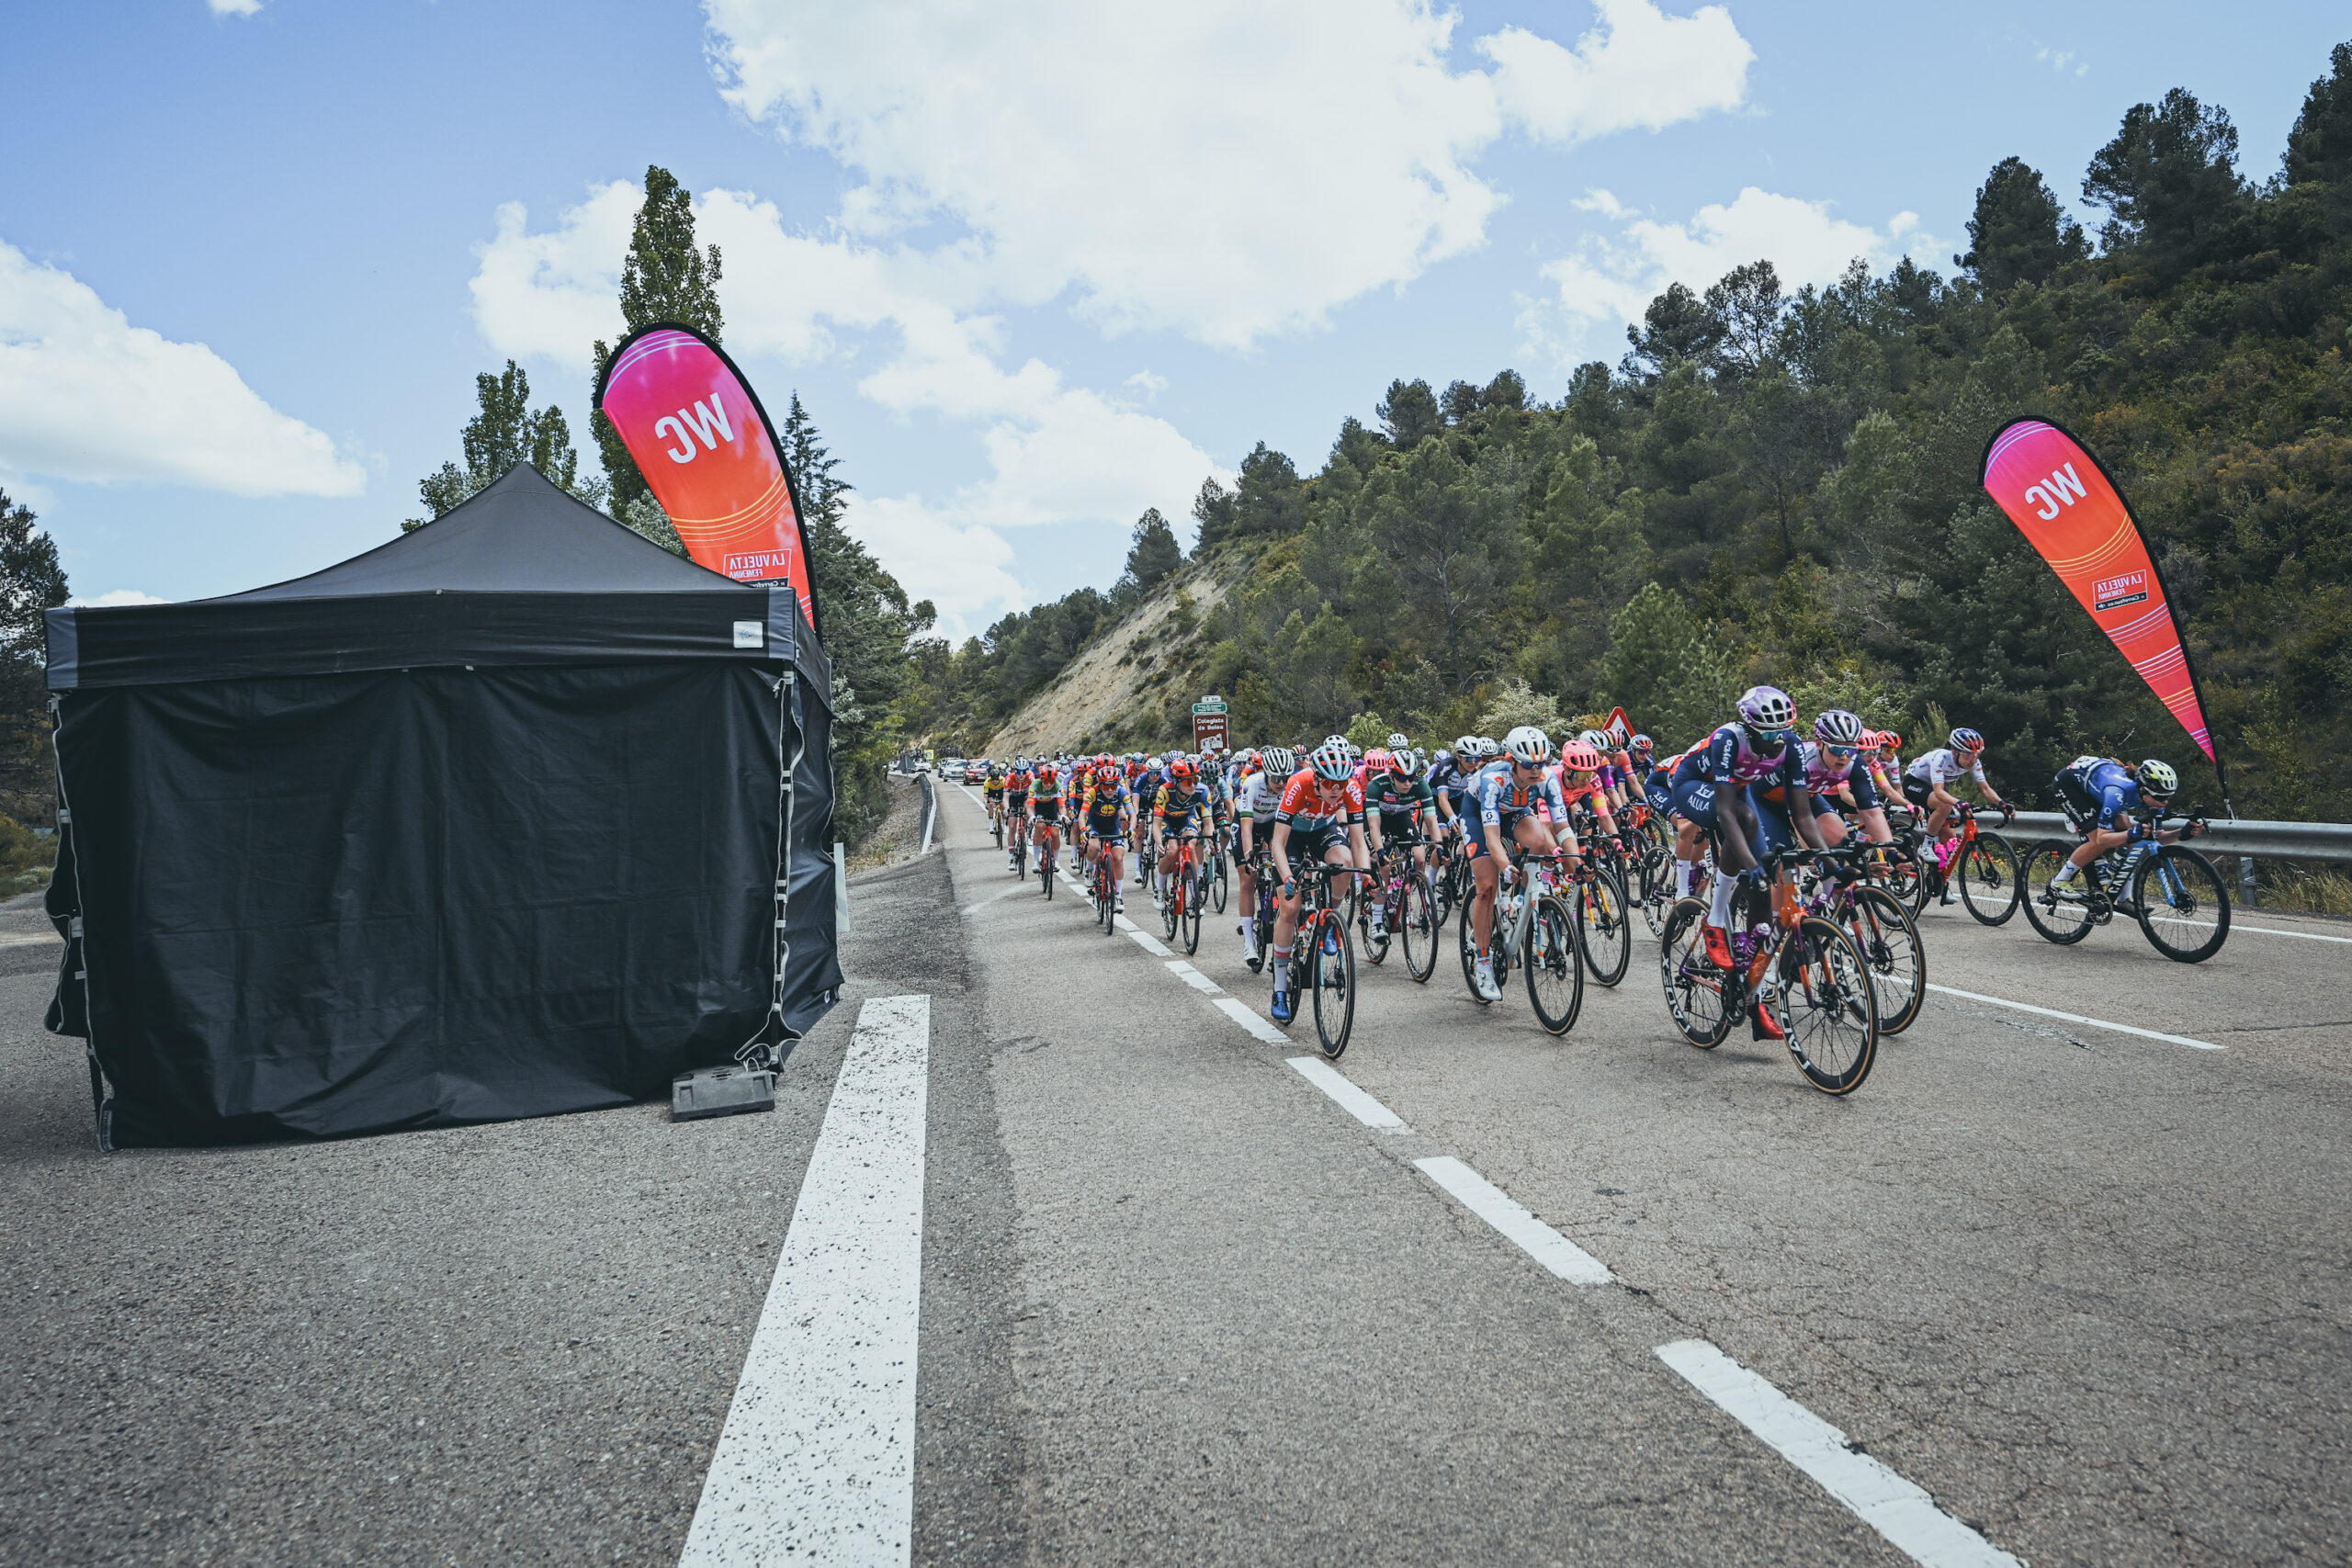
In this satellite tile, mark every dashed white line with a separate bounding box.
[1213,996,1290,1045]
[1926,984,2222,1050]
[1114,915,1173,956]
[1286,1055,1408,1131]
[1165,959,1223,995]
[1656,1339,2022,1568]
[682,994,931,1568]
[959,883,1029,917]
[1412,1156,1613,1286]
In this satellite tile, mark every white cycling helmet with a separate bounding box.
[1475,735,1499,759]
[1309,739,1353,781]
[1577,728,1611,752]
[1813,708,1865,747]
[1261,745,1297,776]
[1453,734,1479,758]
[2138,758,2179,795]
[1503,725,1552,766]
[1736,685,1796,733]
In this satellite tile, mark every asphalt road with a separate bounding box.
[3,778,2346,1565]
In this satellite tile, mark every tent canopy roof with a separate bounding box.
[47,465,830,694]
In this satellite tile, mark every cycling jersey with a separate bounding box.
[2060,757,2154,830]
[1273,770,1364,831]
[1906,748,1988,790]
[1363,769,1434,823]
[1673,723,1802,791]
[982,772,1005,795]
[1084,779,1128,831]
[1029,769,1061,800]
[1238,769,1283,822]
[1473,760,1568,828]
[1797,742,1881,810]
[1154,781,1212,827]
[1005,768,1032,798]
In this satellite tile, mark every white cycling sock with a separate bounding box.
[1707,867,1734,930]
[1675,859,1695,898]
[2052,860,2079,885]
[1272,947,1292,987]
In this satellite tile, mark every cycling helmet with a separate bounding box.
[1453,734,1479,758]
[1503,726,1552,766]
[1950,727,1984,755]
[1261,745,1297,776]
[1476,735,1499,758]
[1577,728,1611,752]
[1813,708,1865,747]
[1309,739,1353,781]
[1363,748,1391,774]
[1386,731,1409,750]
[1629,732,1654,754]
[1561,741,1604,773]
[1878,729,1904,751]
[1169,758,1196,783]
[1389,749,1414,777]
[1736,685,1796,733]
[2137,759,2179,795]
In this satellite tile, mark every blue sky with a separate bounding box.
[4,2,2344,636]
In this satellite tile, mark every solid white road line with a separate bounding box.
[1286,1056,1408,1131]
[680,995,932,1568]
[1165,959,1223,995]
[1656,1339,2022,1568]
[1926,983,2222,1051]
[2201,919,2351,944]
[1213,996,1290,1045]
[1412,1156,1613,1286]
[0,932,58,947]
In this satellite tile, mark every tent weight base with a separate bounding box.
[671,1064,776,1122]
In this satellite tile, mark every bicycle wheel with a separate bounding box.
[1576,864,1632,987]
[1099,863,1116,933]
[1042,852,1055,899]
[1958,831,2020,925]
[1397,874,1438,983]
[992,813,1003,847]
[1183,867,1205,954]
[2019,842,2098,944]
[1212,852,1228,914]
[1775,917,1878,1095]
[1846,886,1925,1035]
[1526,894,1585,1036]
[1658,898,1734,1048]
[1309,912,1355,1060]
[1161,867,1182,939]
[1360,879,1393,966]
[1457,896,1489,1004]
[2134,845,2231,963]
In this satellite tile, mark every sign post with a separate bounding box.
[1191,695,1228,754]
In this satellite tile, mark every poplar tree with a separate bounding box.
[590,165,725,514]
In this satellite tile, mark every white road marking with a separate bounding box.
[959,883,1029,917]
[1165,959,1223,994]
[1114,916,1173,956]
[1213,996,1290,1045]
[1286,1056,1408,1131]
[0,932,58,947]
[1926,984,2221,1050]
[1412,1156,1613,1286]
[680,995,931,1568]
[1656,1339,2022,1568]
[920,788,937,854]
[2202,919,2350,944]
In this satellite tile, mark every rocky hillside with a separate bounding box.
[981,559,1235,756]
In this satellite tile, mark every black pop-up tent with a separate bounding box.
[42,465,840,1147]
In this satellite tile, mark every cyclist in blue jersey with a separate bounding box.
[2045,757,2205,901]
[1668,687,1827,970]
[1465,727,1571,1001]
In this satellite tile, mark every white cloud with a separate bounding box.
[208,0,262,15]
[71,589,173,607]
[1483,0,1752,145]
[0,239,364,498]
[1529,186,1948,353]
[1124,371,1167,399]
[468,184,636,372]
[843,494,1023,632]
[705,0,1749,348]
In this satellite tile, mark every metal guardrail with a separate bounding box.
[2003,811,2352,863]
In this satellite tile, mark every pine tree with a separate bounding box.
[404,361,594,530]
[1375,378,1443,448]
[2083,87,2255,276]
[0,489,67,823]
[590,166,726,514]
[1598,583,1734,750]
[1960,157,2090,291]
[1124,508,1181,593]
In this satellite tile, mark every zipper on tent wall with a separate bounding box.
[49,694,109,1152]
[737,666,797,1071]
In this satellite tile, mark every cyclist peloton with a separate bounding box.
[1266,739,1370,1025]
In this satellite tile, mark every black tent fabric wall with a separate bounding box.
[42,466,841,1145]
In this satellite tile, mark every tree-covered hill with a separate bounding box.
[908,42,2352,824]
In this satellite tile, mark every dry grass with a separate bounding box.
[2255,864,2352,918]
